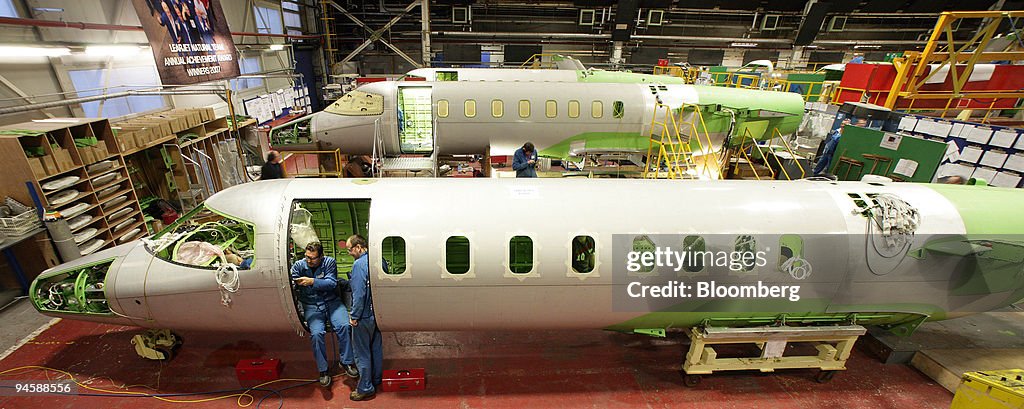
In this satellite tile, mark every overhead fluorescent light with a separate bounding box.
[730,42,758,48]
[0,46,71,57]
[854,44,881,49]
[32,7,64,13]
[269,44,285,51]
[85,45,145,57]
[804,45,819,49]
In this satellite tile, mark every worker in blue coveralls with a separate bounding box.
[813,118,852,176]
[512,142,539,178]
[291,241,359,388]
[345,234,384,401]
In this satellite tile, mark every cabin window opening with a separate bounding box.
[568,100,580,118]
[632,235,655,273]
[437,100,449,118]
[778,234,809,279]
[382,236,406,275]
[591,101,603,119]
[518,100,530,118]
[149,204,256,270]
[682,235,705,273]
[734,235,758,272]
[571,235,596,273]
[545,100,557,118]
[436,71,458,81]
[464,100,476,118]
[491,99,504,118]
[509,236,533,274]
[446,236,470,274]
[613,100,624,118]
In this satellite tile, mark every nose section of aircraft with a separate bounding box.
[29,242,136,321]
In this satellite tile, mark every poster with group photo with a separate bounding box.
[132,0,240,85]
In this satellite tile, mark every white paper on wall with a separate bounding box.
[991,171,1022,188]
[990,130,1018,148]
[1005,155,1024,172]
[971,167,998,183]
[950,122,966,138]
[965,126,993,144]
[979,150,1009,168]
[959,146,984,163]
[893,159,919,177]
[942,141,960,163]
[898,117,918,132]
[937,162,976,179]
[915,120,952,137]
[880,132,903,150]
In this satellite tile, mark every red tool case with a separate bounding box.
[381,368,426,392]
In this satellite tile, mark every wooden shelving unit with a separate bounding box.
[0,111,253,258]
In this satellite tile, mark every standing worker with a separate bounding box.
[345,234,383,401]
[261,151,285,180]
[812,119,851,176]
[512,142,539,178]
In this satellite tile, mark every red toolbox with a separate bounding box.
[235,359,282,382]
[381,368,426,392]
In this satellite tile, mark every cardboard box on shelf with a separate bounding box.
[115,131,137,152]
[27,157,48,179]
[79,146,95,164]
[199,108,214,122]
[130,120,172,138]
[52,148,75,170]
[155,114,187,133]
[95,143,109,159]
[40,155,58,175]
[132,128,150,147]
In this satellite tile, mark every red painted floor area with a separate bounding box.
[0,319,953,408]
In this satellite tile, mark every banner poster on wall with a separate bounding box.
[131,0,240,85]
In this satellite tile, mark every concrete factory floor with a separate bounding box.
[0,298,954,408]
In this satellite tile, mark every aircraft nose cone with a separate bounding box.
[30,241,140,319]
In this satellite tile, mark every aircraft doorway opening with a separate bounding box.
[287,199,370,331]
[397,86,434,154]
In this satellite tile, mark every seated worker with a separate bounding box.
[571,236,595,273]
[290,241,359,387]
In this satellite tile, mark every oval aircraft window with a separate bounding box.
[382,236,406,274]
[509,236,533,274]
[545,100,557,118]
[591,101,603,119]
[568,100,580,118]
[464,100,476,118]
[446,236,470,274]
[571,235,595,273]
[682,235,705,273]
[519,100,530,118]
[438,100,449,118]
[491,100,504,118]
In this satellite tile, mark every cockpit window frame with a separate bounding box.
[324,90,385,116]
[145,204,258,271]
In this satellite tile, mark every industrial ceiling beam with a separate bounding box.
[328,0,422,68]
[0,74,55,118]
